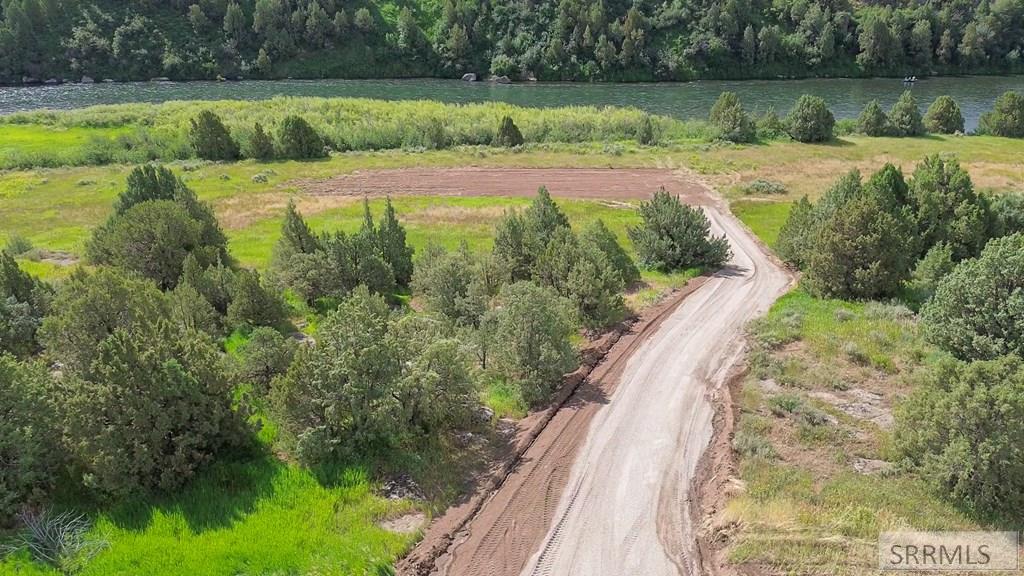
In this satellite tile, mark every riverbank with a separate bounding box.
[3,76,1023,129]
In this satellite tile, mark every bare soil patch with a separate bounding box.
[296,168,712,203]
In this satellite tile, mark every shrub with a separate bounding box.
[804,193,916,300]
[271,287,478,463]
[114,165,189,214]
[628,188,731,271]
[895,355,1024,515]
[374,198,414,286]
[786,95,835,142]
[38,268,167,375]
[924,96,964,134]
[105,163,228,262]
[232,327,296,394]
[921,233,1024,361]
[480,281,577,404]
[580,219,641,285]
[775,196,815,267]
[492,187,570,282]
[978,91,1024,137]
[412,243,487,327]
[248,122,276,160]
[0,253,51,358]
[909,155,993,260]
[0,357,58,525]
[888,91,925,137]
[636,114,657,145]
[741,179,787,196]
[227,269,287,330]
[733,428,776,459]
[39,269,241,495]
[493,115,524,147]
[906,243,955,306]
[709,92,755,143]
[4,509,105,572]
[534,228,625,330]
[278,115,327,159]
[59,328,240,495]
[755,106,787,140]
[4,234,33,257]
[169,280,222,336]
[856,99,889,136]
[991,192,1024,237]
[87,200,209,290]
[189,110,240,161]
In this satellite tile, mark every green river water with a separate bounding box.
[2,76,1023,131]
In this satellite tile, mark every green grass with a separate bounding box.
[724,288,981,575]
[482,379,529,420]
[0,455,417,576]
[730,200,791,248]
[0,147,660,260]
[0,97,711,169]
[701,134,1024,203]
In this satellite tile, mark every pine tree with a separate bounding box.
[377,197,414,286]
[249,122,276,160]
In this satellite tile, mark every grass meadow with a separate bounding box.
[4,100,1024,575]
[724,289,983,575]
[0,97,711,169]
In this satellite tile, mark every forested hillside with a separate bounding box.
[2,0,1024,83]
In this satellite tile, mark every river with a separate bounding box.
[2,76,1023,131]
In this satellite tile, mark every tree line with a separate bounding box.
[773,154,1024,516]
[707,89,1024,143]
[3,0,1024,83]
[0,164,729,534]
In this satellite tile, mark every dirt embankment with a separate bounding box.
[397,277,710,576]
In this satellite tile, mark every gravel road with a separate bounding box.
[519,205,792,575]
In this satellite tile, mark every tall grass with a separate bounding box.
[0,97,712,169]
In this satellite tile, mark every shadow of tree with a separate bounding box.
[103,451,281,533]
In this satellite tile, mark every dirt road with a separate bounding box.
[415,195,790,576]
[520,205,791,575]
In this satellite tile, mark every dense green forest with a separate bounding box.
[2,0,1024,84]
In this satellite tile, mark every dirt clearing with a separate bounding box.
[296,167,711,203]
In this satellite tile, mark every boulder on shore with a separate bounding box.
[81,76,95,84]
[489,75,512,84]
[461,72,477,82]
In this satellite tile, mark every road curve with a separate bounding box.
[423,187,792,576]
[519,204,792,575]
